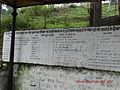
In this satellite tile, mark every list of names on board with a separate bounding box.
[2,26,120,71]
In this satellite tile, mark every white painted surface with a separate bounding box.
[2,26,120,71]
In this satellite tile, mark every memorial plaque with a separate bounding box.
[2,26,120,71]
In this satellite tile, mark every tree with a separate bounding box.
[19,6,51,29]
[30,6,50,29]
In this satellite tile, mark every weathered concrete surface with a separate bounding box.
[0,64,120,90]
[14,64,120,90]
[0,67,8,90]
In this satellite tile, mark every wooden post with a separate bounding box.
[89,2,94,26]
[0,3,1,27]
[0,3,1,60]
[118,0,120,16]
[89,1,102,27]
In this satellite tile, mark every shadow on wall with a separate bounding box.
[101,15,120,26]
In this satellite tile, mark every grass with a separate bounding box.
[102,4,119,17]
[27,4,118,29]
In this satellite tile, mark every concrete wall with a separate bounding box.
[14,64,120,90]
[0,66,8,90]
[0,64,120,90]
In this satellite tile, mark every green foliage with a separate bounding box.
[1,4,118,31]
[16,14,32,30]
[1,5,90,31]
[69,4,77,8]
[1,5,12,18]
[102,4,118,17]
[1,16,12,30]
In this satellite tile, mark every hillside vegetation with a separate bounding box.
[1,4,118,31]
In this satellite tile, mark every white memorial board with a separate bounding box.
[2,26,120,71]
